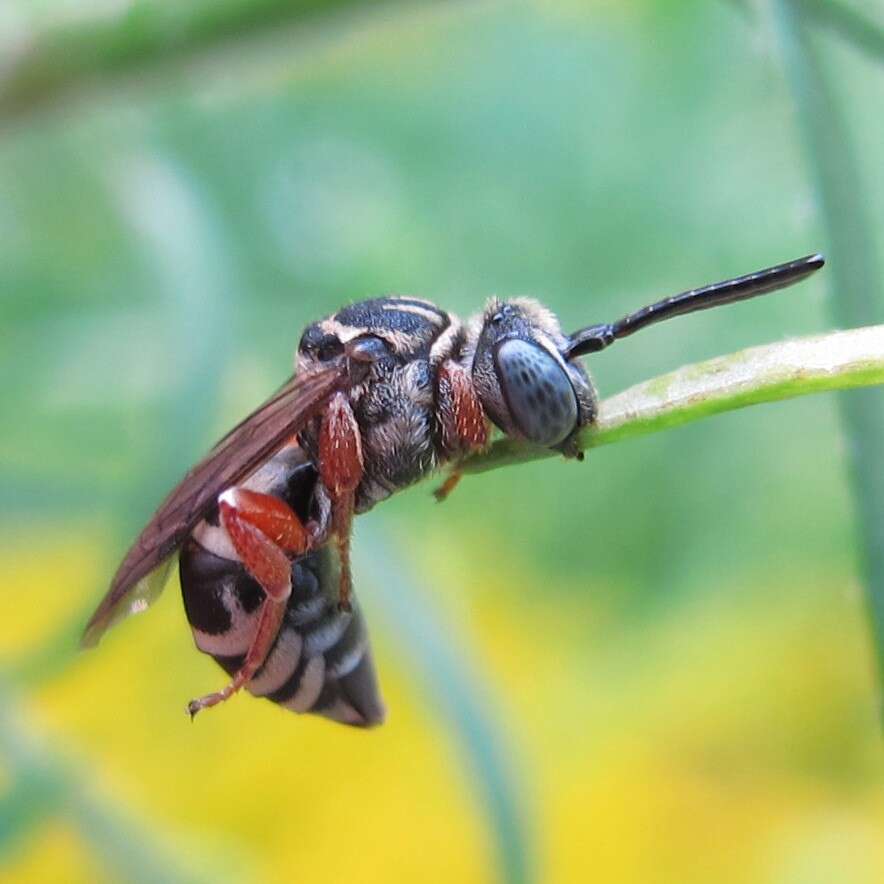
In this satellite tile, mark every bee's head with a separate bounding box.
[468,298,596,450]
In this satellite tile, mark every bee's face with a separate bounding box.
[469,298,596,448]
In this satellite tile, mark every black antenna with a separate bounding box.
[566,253,825,358]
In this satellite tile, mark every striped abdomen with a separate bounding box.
[178,448,385,727]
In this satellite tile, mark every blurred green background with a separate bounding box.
[2,1,884,882]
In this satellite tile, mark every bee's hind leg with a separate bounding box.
[186,488,309,719]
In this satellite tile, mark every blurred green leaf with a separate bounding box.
[800,0,884,63]
[772,0,884,712]
[357,524,535,884]
[0,680,228,883]
[0,0,418,118]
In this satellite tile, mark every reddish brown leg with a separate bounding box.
[186,488,309,718]
[434,360,489,502]
[318,392,364,611]
[433,471,464,502]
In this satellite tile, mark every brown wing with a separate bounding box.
[82,362,346,648]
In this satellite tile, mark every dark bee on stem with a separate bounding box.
[83,253,824,727]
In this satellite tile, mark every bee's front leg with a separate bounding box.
[433,360,489,502]
[187,488,310,718]
[318,392,364,612]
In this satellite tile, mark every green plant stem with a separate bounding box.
[0,0,407,118]
[463,325,884,474]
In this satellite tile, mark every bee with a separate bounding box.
[83,253,824,727]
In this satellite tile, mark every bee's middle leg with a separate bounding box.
[433,360,489,502]
[186,488,310,718]
[318,392,364,612]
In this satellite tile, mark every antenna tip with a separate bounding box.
[807,253,825,270]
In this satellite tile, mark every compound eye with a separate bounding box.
[494,339,578,447]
